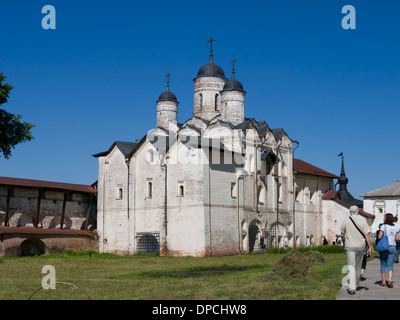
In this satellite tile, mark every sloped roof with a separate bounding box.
[361,181,400,198]
[0,177,97,194]
[92,141,138,158]
[294,159,339,179]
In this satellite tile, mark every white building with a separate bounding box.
[93,43,349,256]
[361,180,400,235]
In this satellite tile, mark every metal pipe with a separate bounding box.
[292,141,299,247]
[237,174,244,254]
[125,157,131,254]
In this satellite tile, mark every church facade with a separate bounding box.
[94,42,354,256]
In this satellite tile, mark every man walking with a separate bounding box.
[340,205,375,295]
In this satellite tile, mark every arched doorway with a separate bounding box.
[248,220,261,253]
[19,239,46,257]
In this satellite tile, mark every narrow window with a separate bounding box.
[147,181,153,198]
[249,154,255,173]
[179,185,184,197]
[215,94,219,111]
[231,182,237,198]
[258,185,266,205]
[199,93,203,111]
[147,149,154,163]
[116,186,123,200]
[278,183,283,203]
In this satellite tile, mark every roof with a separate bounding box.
[92,141,138,158]
[0,177,97,194]
[294,159,339,179]
[361,181,400,198]
[196,61,226,79]
[157,89,178,102]
[338,189,364,206]
[322,191,374,219]
[221,78,245,93]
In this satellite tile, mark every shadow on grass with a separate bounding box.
[111,264,267,279]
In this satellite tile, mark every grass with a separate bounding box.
[0,250,348,300]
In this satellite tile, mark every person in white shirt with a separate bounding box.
[340,205,374,295]
[377,213,399,288]
[283,236,289,249]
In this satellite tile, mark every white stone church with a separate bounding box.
[93,41,372,256]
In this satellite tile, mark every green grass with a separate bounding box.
[0,250,348,300]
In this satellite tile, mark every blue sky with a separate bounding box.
[0,0,399,199]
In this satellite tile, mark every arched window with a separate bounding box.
[147,149,154,163]
[215,94,219,111]
[117,187,123,200]
[199,93,203,111]
[374,201,385,215]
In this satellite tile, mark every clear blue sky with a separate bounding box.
[0,0,399,199]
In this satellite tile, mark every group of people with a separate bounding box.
[305,235,332,246]
[340,205,400,295]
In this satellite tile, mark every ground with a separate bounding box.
[0,250,346,300]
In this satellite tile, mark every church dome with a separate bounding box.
[157,89,178,102]
[197,61,226,78]
[221,78,245,93]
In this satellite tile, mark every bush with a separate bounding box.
[266,245,344,254]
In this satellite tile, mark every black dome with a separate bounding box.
[197,61,226,78]
[222,78,245,93]
[157,89,178,102]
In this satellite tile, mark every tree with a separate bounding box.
[0,69,34,159]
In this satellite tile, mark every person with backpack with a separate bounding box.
[376,213,400,288]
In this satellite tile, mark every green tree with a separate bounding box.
[0,69,34,159]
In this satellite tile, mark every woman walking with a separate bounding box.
[377,213,400,288]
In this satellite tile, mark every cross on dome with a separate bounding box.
[207,37,216,62]
[230,58,237,79]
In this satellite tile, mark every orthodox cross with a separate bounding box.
[165,73,171,91]
[207,37,216,62]
[230,58,237,79]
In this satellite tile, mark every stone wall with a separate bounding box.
[0,228,97,257]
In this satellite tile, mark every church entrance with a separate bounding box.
[248,224,260,253]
